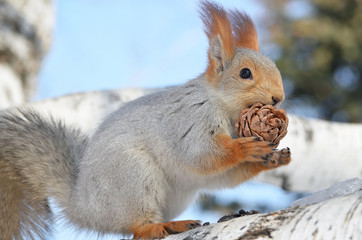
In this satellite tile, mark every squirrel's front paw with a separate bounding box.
[262,147,291,168]
[234,137,276,163]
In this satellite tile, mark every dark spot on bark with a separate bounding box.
[275,215,288,221]
[108,92,121,102]
[291,208,311,233]
[305,128,313,142]
[241,227,275,239]
[210,130,215,135]
[183,236,193,240]
[312,228,318,237]
[182,229,211,240]
[280,174,291,191]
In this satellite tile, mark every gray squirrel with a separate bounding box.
[0,1,291,239]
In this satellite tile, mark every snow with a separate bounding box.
[291,178,362,207]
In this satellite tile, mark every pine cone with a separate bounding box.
[235,103,289,147]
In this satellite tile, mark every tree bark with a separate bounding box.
[165,190,362,240]
[0,0,54,109]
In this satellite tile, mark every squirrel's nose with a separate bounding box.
[272,96,281,106]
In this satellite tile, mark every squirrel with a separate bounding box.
[0,1,291,239]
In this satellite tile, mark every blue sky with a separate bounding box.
[37,1,299,239]
[37,0,264,100]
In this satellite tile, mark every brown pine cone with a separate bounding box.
[235,103,289,147]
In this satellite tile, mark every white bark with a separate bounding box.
[0,0,54,109]
[26,89,152,133]
[166,190,362,240]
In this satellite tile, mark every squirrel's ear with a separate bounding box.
[200,1,235,81]
[229,10,259,52]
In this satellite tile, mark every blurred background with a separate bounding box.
[38,0,362,123]
[1,0,361,239]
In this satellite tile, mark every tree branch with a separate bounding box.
[166,189,362,240]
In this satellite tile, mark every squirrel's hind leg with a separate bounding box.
[131,220,201,239]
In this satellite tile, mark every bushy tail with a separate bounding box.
[0,109,88,240]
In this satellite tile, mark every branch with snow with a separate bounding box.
[166,178,362,240]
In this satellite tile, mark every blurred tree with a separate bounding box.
[261,0,362,122]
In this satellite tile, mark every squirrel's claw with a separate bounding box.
[262,147,291,168]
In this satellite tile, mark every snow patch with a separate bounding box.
[291,178,362,207]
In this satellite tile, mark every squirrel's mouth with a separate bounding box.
[247,102,278,109]
[247,102,265,108]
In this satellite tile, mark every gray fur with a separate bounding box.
[0,110,87,239]
[68,77,234,234]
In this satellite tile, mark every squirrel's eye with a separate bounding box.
[239,68,252,79]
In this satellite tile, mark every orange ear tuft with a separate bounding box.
[229,10,259,52]
[200,1,235,59]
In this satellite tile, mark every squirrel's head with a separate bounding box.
[200,1,284,122]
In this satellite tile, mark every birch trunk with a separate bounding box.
[0,0,54,109]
